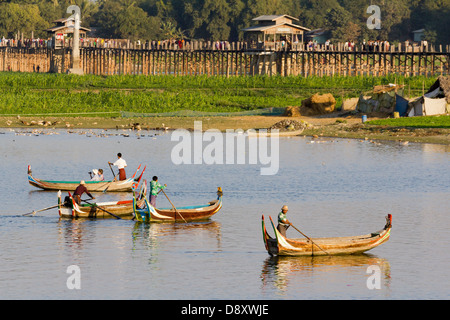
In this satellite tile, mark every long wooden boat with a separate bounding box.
[133,188,223,223]
[28,164,146,192]
[247,128,304,137]
[262,214,392,256]
[58,183,147,219]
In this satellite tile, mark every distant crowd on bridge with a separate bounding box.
[0,36,442,53]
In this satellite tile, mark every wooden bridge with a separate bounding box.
[1,41,448,77]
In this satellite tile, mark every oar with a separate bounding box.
[289,223,330,256]
[102,173,119,193]
[22,204,60,216]
[81,199,122,220]
[161,189,187,223]
[108,162,117,182]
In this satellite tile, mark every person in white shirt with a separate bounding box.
[90,169,104,181]
[109,153,127,181]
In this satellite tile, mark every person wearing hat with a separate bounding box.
[73,180,95,204]
[277,205,291,237]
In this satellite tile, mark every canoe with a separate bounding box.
[133,188,223,223]
[28,164,146,192]
[57,183,147,219]
[247,128,304,137]
[262,214,392,256]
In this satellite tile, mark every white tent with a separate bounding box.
[407,83,448,117]
[407,96,447,116]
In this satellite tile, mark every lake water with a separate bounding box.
[0,127,449,301]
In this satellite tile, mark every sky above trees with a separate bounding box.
[1,0,449,44]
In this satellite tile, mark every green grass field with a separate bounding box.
[0,72,438,117]
[367,115,450,128]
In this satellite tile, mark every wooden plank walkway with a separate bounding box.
[1,42,448,77]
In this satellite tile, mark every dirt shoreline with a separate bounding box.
[1,113,449,145]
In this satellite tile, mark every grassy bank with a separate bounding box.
[0,72,437,116]
[1,72,448,144]
[366,115,450,128]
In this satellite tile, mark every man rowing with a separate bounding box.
[109,153,127,181]
[73,181,95,204]
[277,205,291,237]
[149,176,167,207]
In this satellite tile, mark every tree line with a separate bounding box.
[0,0,449,45]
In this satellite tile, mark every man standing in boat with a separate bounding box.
[277,205,291,237]
[149,176,167,207]
[109,153,127,181]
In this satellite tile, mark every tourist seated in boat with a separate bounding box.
[73,180,95,204]
[277,205,291,237]
[109,153,127,180]
[150,176,166,207]
[89,169,104,181]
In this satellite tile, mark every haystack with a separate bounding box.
[283,106,301,117]
[300,93,336,116]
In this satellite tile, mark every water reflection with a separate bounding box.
[57,219,91,248]
[131,221,222,250]
[131,221,223,269]
[261,254,391,294]
[56,218,223,253]
[2,128,449,299]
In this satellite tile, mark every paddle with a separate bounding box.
[289,223,330,256]
[81,199,122,220]
[108,162,117,181]
[22,204,60,216]
[161,189,187,223]
[102,173,119,193]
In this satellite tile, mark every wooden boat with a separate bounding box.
[247,128,304,137]
[57,183,147,219]
[28,164,145,192]
[262,214,392,256]
[133,188,223,223]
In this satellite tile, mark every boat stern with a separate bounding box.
[58,191,74,218]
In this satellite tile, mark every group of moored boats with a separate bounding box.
[27,165,391,256]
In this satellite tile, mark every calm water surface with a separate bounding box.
[0,128,449,300]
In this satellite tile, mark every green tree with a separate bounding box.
[94,0,160,40]
[410,0,450,44]
[324,6,354,42]
[182,0,233,40]
[298,0,342,29]
[0,2,49,38]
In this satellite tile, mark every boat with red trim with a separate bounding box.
[57,183,147,219]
